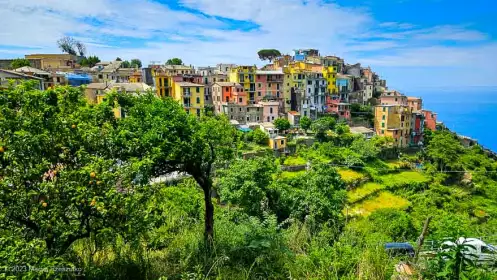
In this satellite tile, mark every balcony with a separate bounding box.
[183,92,191,97]
[183,103,191,108]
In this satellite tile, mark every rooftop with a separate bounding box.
[350,126,375,134]
[14,66,51,76]
[214,82,237,87]
[256,70,284,75]
[176,82,204,87]
[0,69,44,80]
[288,111,300,116]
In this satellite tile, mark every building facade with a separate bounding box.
[374,105,412,147]
[173,82,205,116]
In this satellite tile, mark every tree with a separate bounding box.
[10,58,31,69]
[79,55,101,67]
[166,58,183,65]
[113,95,237,243]
[121,60,131,68]
[257,49,282,62]
[218,157,276,217]
[275,163,347,226]
[115,57,122,61]
[0,82,151,257]
[311,116,336,142]
[274,118,290,132]
[75,41,86,56]
[130,59,142,68]
[252,128,269,145]
[427,132,464,171]
[300,116,312,132]
[57,36,86,56]
[351,135,380,161]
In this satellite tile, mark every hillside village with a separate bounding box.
[0,49,440,150]
[2,49,497,279]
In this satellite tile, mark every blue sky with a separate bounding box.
[1,0,496,91]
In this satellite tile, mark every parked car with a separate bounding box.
[441,237,497,265]
[385,242,415,258]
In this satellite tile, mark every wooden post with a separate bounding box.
[414,216,432,263]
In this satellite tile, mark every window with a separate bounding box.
[239,97,242,103]
[196,109,200,116]
[230,115,233,119]
[272,116,275,120]
[258,92,261,97]
[239,107,242,112]
[277,84,280,90]
[230,108,233,112]
[257,75,260,79]
[246,116,249,121]
[383,107,386,112]
[280,140,284,145]
[482,246,493,254]
[395,98,398,101]
[270,108,273,114]
[205,95,209,101]
[196,97,200,104]
[276,92,280,98]
[256,116,260,121]
[381,130,384,134]
[267,117,270,122]
[382,123,385,128]
[382,115,385,120]
[287,83,289,86]
[258,83,262,88]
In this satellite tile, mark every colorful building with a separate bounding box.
[259,101,279,122]
[212,82,245,114]
[173,82,205,116]
[326,74,351,119]
[322,66,337,94]
[229,65,257,103]
[129,70,143,83]
[374,105,412,147]
[305,72,326,118]
[422,110,438,131]
[25,54,78,71]
[411,111,425,146]
[407,97,422,112]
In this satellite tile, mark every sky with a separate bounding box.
[0,0,496,91]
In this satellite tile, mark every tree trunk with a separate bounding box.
[194,174,214,245]
[203,182,214,243]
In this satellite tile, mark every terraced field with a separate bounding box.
[349,191,410,216]
[347,182,384,203]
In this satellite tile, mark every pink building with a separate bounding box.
[255,70,284,102]
[259,101,279,122]
[380,95,408,106]
[407,97,422,112]
[422,110,438,131]
[326,95,351,119]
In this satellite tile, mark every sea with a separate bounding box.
[411,89,497,152]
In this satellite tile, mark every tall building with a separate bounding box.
[374,105,412,147]
[173,82,205,116]
[229,66,257,103]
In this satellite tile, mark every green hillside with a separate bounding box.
[1,84,496,279]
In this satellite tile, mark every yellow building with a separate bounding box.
[229,65,256,103]
[269,136,287,151]
[173,82,205,116]
[25,54,78,71]
[283,64,310,112]
[151,65,195,97]
[322,66,337,94]
[374,105,412,147]
[129,70,142,83]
